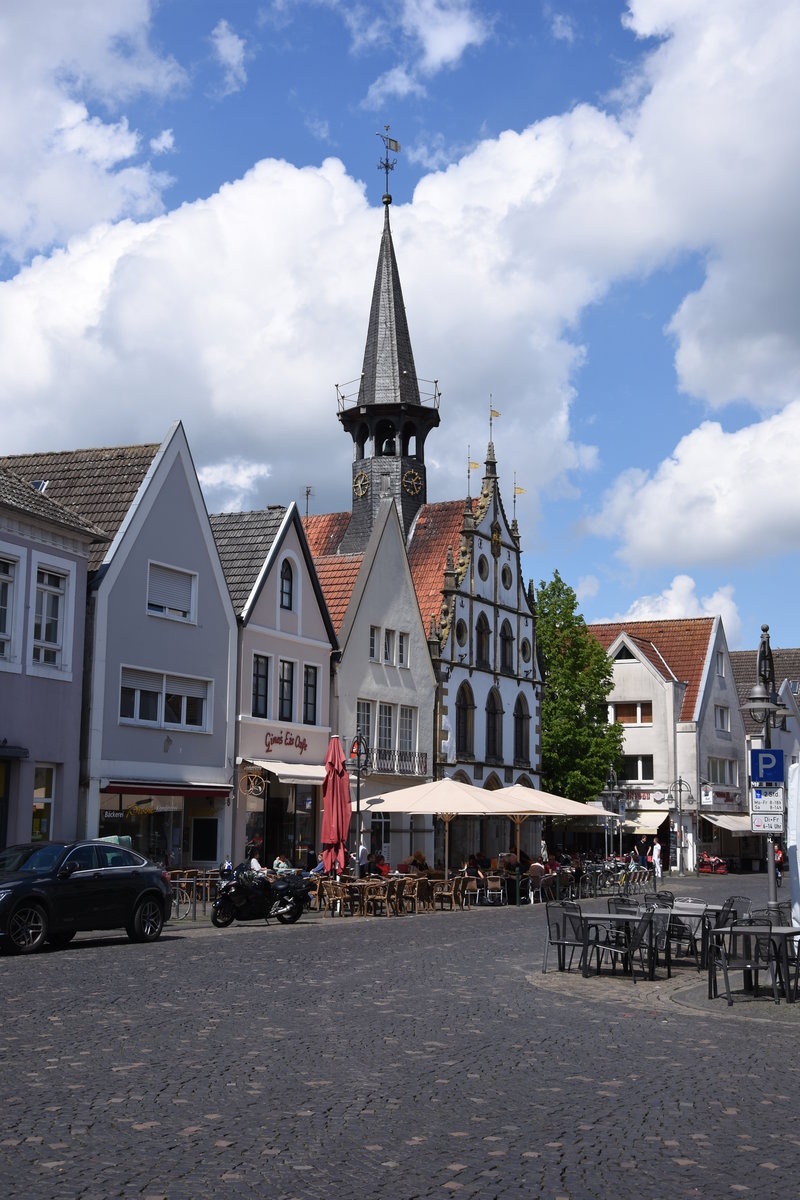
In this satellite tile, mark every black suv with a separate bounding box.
[0,841,171,954]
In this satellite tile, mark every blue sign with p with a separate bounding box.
[750,748,784,783]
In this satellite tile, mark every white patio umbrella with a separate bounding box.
[483,785,605,859]
[356,779,495,877]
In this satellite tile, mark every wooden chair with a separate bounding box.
[364,879,390,916]
[432,877,458,911]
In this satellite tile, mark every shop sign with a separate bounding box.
[264,728,309,755]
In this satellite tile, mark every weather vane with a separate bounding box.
[377,125,400,205]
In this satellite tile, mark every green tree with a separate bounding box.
[535,570,623,804]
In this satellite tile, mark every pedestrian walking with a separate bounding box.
[652,835,662,879]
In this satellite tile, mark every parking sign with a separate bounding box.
[750,748,784,783]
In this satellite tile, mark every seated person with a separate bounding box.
[273,853,292,873]
[528,858,546,881]
[366,852,383,876]
[374,854,390,877]
[465,855,485,880]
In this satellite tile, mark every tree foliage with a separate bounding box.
[535,570,623,804]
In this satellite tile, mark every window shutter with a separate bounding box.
[148,565,193,615]
[166,675,207,699]
[122,667,162,692]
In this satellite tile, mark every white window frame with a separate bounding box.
[398,705,415,752]
[278,658,295,723]
[119,666,211,732]
[27,550,76,680]
[716,650,725,677]
[377,703,393,751]
[303,664,318,726]
[356,699,372,748]
[714,705,730,732]
[398,632,409,668]
[383,628,395,665]
[369,626,379,661]
[707,756,738,787]
[0,543,26,673]
[609,701,653,726]
[147,561,197,623]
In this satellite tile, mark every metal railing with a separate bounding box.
[368,748,428,776]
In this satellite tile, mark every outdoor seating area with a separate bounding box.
[314,869,527,916]
[542,889,800,1006]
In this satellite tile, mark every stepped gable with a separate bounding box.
[407,499,472,636]
[0,443,159,572]
[0,467,107,541]
[302,512,351,558]
[312,553,363,636]
[209,507,287,613]
[588,617,715,722]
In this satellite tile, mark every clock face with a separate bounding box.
[402,468,423,496]
[353,471,369,498]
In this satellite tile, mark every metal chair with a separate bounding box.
[710,916,779,1006]
[543,901,600,974]
[597,911,652,983]
[669,901,707,970]
[485,875,506,905]
[462,876,485,907]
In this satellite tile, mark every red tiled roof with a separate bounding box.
[302,512,350,558]
[312,554,363,634]
[407,500,468,633]
[587,617,716,722]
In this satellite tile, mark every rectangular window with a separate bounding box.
[612,701,653,725]
[378,702,393,751]
[0,557,13,660]
[32,765,55,842]
[398,632,409,668]
[708,756,738,786]
[621,755,654,782]
[252,654,269,718]
[369,626,379,661]
[120,667,208,731]
[303,665,318,725]
[383,628,395,664]
[147,562,195,621]
[279,660,294,722]
[356,699,372,749]
[714,705,730,732]
[716,650,725,676]
[33,568,66,666]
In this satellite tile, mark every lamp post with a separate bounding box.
[741,624,790,918]
[604,765,623,859]
[350,725,370,868]
[667,777,692,876]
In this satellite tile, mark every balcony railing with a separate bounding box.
[369,749,428,776]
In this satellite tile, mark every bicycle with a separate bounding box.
[170,879,192,919]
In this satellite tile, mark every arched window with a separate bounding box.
[513,693,530,765]
[486,688,503,762]
[476,612,490,668]
[280,560,293,610]
[455,683,475,757]
[500,620,514,673]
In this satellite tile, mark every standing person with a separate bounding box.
[358,837,368,878]
[652,835,662,879]
[631,840,640,867]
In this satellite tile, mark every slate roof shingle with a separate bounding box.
[587,617,716,722]
[0,468,108,541]
[0,444,160,572]
[209,507,288,614]
[729,647,800,735]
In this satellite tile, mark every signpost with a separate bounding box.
[749,749,786,867]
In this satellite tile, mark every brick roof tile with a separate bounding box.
[407,500,470,633]
[312,554,363,634]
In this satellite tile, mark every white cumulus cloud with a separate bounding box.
[600,575,742,647]
[210,19,248,96]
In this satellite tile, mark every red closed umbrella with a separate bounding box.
[320,736,352,874]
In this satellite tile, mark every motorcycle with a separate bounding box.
[211,864,312,928]
[697,850,728,874]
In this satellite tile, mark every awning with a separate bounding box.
[621,816,665,835]
[700,812,753,836]
[102,780,232,797]
[246,759,327,785]
[0,744,29,760]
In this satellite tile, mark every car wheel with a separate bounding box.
[127,896,164,943]
[47,931,77,948]
[8,903,49,954]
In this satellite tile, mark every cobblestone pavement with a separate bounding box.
[1,872,798,1200]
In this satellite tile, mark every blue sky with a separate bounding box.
[1,0,799,652]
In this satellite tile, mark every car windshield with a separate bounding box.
[0,844,65,873]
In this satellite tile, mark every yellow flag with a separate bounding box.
[469,461,481,471]
[387,137,400,152]
[514,485,526,496]
[490,408,501,418]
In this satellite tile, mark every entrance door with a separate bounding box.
[191,817,218,864]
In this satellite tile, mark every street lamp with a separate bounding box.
[667,777,692,876]
[604,765,624,859]
[740,624,790,917]
[349,725,370,867]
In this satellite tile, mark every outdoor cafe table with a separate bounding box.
[578,909,656,980]
[707,923,800,1003]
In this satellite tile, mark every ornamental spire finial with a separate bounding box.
[376,125,400,206]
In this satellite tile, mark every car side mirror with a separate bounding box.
[57,861,79,880]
